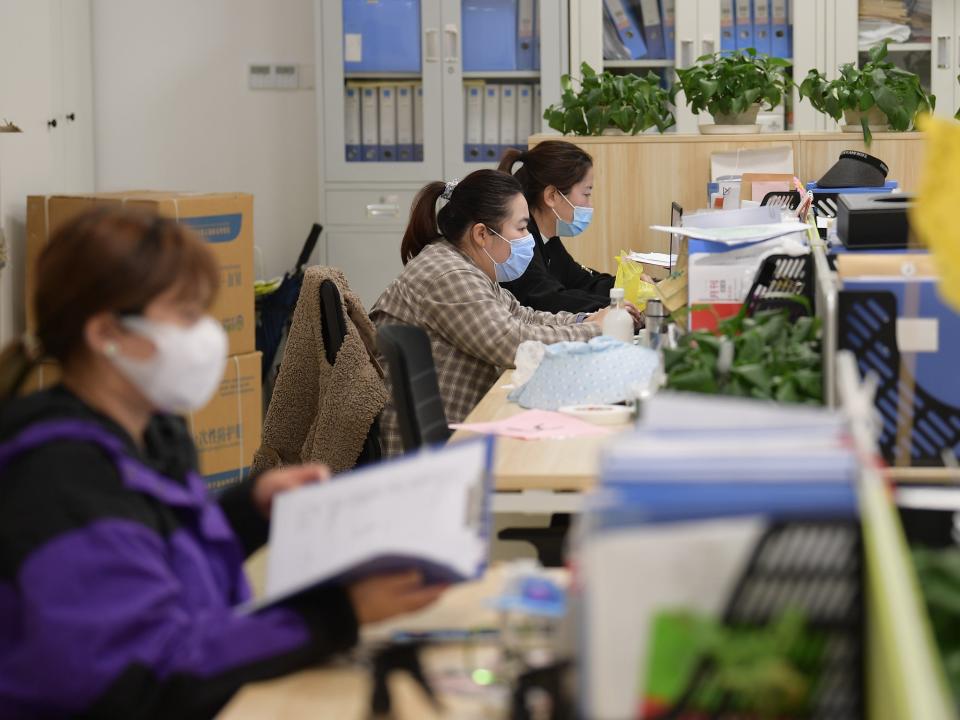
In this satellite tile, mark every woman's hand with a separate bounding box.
[251,464,331,518]
[624,301,645,329]
[586,302,644,330]
[348,570,448,624]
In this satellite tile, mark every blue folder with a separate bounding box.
[516,0,536,71]
[771,0,790,57]
[753,0,772,56]
[604,0,647,60]
[735,0,754,51]
[463,0,518,72]
[721,0,737,52]
[662,0,675,61]
[636,0,666,59]
[343,0,421,73]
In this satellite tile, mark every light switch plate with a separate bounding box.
[248,63,274,89]
[273,64,299,90]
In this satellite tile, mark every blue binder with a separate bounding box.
[661,0,675,61]
[603,0,647,60]
[721,0,737,52]
[636,0,666,59]
[517,0,535,71]
[462,0,518,72]
[735,0,754,51]
[753,0,772,55]
[771,0,790,57]
[342,0,421,74]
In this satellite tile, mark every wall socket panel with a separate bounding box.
[247,63,314,91]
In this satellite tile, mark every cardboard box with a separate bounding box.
[21,352,262,491]
[26,192,255,356]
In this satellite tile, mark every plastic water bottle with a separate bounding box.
[602,288,633,343]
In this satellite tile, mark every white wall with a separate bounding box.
[91,0,320,281]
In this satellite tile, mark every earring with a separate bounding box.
[103,342,118,357]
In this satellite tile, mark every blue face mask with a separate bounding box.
[553,191,594,237]
[484,227,535,283]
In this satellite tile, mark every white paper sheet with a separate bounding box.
[243,439,492,613]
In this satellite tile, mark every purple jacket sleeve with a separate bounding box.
[2,518,357,719]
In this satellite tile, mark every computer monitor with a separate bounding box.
[669,201,683,273]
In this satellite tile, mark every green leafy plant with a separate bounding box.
[672,48,792,121]
[664,307,823,404]
[543,62,675,135]
[912,546,960,703]
[647,609,824,718]
[798,40,935,144]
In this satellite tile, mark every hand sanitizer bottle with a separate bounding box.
[602,287,633,343]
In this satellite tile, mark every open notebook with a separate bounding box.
[241,437,493,613]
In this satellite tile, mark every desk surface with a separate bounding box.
[219,566,568,719]
[449,371,629,493]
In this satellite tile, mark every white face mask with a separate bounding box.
[107,316,228,414]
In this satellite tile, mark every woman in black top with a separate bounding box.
[498,141,615,314]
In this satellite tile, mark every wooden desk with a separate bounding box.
[449,371,632,513]
[219,566,569,719]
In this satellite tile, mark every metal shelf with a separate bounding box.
[344,72,422,80]
[604,59,676,69]
[860,42,932,53]
[461,70,542,79]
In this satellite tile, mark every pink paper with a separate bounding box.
[450,410,612,440]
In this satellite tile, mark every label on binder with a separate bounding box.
[344,33,362,63]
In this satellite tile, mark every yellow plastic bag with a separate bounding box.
[614,252,658,311]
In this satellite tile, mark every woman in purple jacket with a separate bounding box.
[0,207,444,719]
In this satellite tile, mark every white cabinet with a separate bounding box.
[835,0,960,122]
[316,0,569,308]
[0,0,95,344]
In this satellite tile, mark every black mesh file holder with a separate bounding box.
[744,253,816,321]
[838,290,960,466]
[660,519,864,720]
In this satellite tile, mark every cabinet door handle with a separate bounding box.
[47,118,57,129]
[366,203,400,217]
[66,112,76,122]
[444,24,460,63]
[680,39,694,67]
[700,36,715,57]
[425,28,440,63]
[937,35,951,69]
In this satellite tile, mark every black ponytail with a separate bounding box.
[400,169,523,265]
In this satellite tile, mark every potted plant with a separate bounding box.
[798,40,935,143]
[672,48,792,133]
[543,62,675,136]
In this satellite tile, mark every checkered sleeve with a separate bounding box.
[420,268,599,368]
[501,287,581,325]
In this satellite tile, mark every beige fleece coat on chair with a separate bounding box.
[252,266,388,475]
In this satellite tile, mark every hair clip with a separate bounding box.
[441,179,459,200]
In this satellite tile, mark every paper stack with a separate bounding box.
[576,393,860,719]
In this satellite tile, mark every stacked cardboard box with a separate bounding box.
[24,192,261,489]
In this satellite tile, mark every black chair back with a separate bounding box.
[377,325,451,452]
[318,279,381,464]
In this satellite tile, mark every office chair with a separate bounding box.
[318,279,382,465]
[376,324,451,452]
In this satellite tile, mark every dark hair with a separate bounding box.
[0,206,220,399]
[498,140,593,212]
[400,169,524,264]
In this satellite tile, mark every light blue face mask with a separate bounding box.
[484,227,535,283]
[553,191,594,237]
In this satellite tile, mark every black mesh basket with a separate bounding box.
[838,290,960,466]
[744,254,816,320]
[659,519,864,720]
